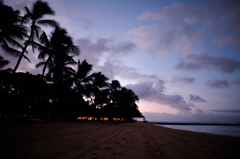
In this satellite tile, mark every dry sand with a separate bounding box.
[1,121,240,159]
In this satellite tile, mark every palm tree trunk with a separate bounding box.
[12,40,29,73]
[42,57,51,77]
[12,22,34,74]
[42,63,47,77]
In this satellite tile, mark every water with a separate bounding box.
[156,124,240,137]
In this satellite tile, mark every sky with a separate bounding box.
[2,0,240,122]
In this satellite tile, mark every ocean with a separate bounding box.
[155,123,240,137]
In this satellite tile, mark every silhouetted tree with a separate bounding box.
[12,0,57,73]
[116,87,140,120]
[35,31,52,77]
[0,0,28,61]
[86,72,109,108]
[44,26,79,86]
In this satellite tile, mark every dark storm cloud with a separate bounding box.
[205,79,229,88]
[189,94,206,103]
[126,81,195,113]
[175,54,240,74]
[171,76,195,84]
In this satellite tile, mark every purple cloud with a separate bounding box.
[175,54,240,74]
[212,35,240,49]
[126,81,195,113]
[138,3,207,26]
[94,59,160,82]
[231,79,240,85]
[171,76,195,84]
[75,37,136,65]
[205,79,229,89]
[76,37,136,55]
[189,94,206,103]
[125,23,204,55]
[133,0,240,55]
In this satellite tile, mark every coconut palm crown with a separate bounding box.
[12,0,58,73]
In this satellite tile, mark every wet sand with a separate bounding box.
[1,122,240,159]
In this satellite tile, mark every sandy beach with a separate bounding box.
[1,122,240,159]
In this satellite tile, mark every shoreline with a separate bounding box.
[1,122,240,159]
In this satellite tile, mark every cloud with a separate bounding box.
[76,37,136,64]
[204,78,240,88]
[138,1,240,35]
[126,81,195,113]
[231,79,240,85]
[132,3,208,54]
[94,59,198,113]
[205,79,229,89]
[189,94,206,103]
[124,23,203,55]
[130,0,240,56]
[212,35,240,49]
[175,54,240,74]
[97,59,159,82]
[171,76,195,84]
[137,3,207,26]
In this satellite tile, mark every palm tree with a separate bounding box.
[106,80,121,108]
[40,26,80,86]
[114,87,139,120]
[36,26,80,80]
[35,31,52,77]
[74,59,93,95]
[12,0,57,73]
[87,72,109,109]
[46,54,77,86]
[0,0,28,61]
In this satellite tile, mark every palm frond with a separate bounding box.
[4,36,23,49]
[1,45,21,57]
[32,0,55,19]
[36,61,45,68]
[22,54,31,63]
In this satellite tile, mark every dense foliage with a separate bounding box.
[0,0,143,121]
